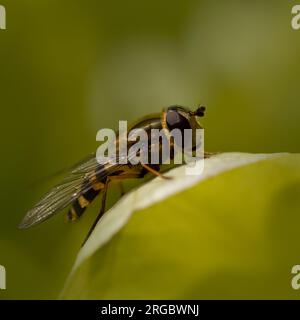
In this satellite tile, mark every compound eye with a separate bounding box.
[166,110,191,131]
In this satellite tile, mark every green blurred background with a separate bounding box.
[0,0,299,299]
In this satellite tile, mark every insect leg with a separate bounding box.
[81,168,152,246]
[81,177,110,247]
[141,163,172,180]
[204,151,217,158]
[118,182,125,196]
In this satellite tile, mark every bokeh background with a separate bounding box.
[0,0,299,299]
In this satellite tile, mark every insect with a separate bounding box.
[20,105,207,245]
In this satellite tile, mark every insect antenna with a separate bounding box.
[190,106,206,117]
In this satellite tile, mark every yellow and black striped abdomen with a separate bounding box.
[66,160,161,222]
[67,172,105,222]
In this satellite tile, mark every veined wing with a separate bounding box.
[19,154,123,229]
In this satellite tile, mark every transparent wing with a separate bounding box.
[19,153,123,229]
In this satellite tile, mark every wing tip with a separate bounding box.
[18,210,39,229]
[18,217,32,229]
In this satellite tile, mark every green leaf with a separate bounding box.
[60,153,300,299]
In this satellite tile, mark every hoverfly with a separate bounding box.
[20,105,206,245]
